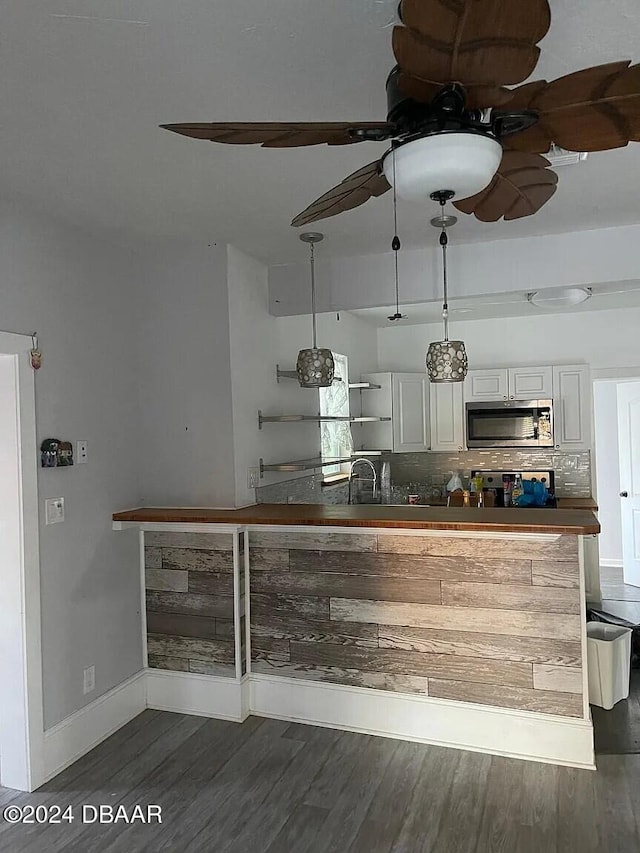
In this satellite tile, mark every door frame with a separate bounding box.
[0,332,45,791]
[592,369,640,589]
[616,380,640,587]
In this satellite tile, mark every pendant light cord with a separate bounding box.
[440,225,449,341]
[392,150,401,315]
[309,242,317,349]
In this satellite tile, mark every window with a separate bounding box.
[319,352,353,478]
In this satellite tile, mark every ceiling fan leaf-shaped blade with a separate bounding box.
[506,62,640,153]
[397,72,513,109]
[291,161,391,227]
[454,151,557,221]
[160,122,394,147]
[394,0,550,87]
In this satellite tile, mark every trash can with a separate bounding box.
[587,622,633,710]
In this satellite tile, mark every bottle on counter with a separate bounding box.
[511,473,523,506]
[502,475,512,507]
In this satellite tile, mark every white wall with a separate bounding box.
[228,246,280,506]
[0,203,143,728]
[594,382,623,565]
[270,223,640,315]
[135,241,236,507]
[377,306,640,374]
[276,310,379,389]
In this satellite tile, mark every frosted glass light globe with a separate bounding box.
[383,133,503,202]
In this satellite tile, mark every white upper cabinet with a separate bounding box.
[429,382,465,452]
[392,374,431,453]
[465,368,509,402]
[552,365,592,451]
[465,366,553,402]
[360,373,430,453]
[509,366,553,399]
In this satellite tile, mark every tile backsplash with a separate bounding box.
[389,450,592,498]
[255,474,349,505]
[255,449,592,504]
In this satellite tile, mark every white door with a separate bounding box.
[509,366,553,400]
[429,382,465,452]
[617,381,640,587]
[464,368,509,402]
[392,374,430,453]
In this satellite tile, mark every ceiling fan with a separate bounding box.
[161,0,640,227]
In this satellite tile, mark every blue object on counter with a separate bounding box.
[514,479,549,507]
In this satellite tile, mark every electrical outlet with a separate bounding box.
[247,467,259,490]
[83,665,95,695]
[45,497,65,525]
[76,440,88,464]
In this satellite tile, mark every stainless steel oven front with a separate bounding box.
[465,399,554,448]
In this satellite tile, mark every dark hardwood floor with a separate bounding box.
[1,709,640,853]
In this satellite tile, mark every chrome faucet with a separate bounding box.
[348,458,378,504]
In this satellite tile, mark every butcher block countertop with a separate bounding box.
[412,496,598,511]
[113,504,600,535]
[556,497,598,510]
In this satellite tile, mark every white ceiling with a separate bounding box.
[349,281,640,327]
[2,1,640,265]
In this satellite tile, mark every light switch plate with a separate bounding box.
[247,467,260,490]
[83,665,95,695]
[77,440,88,464]
[45,497,65,525]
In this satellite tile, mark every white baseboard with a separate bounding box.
[146,669,250,722]
[40,669,595,782]
[250,674,595,770]
[42,670,146,784]
[600,558,623,568]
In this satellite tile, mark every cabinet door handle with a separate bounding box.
[503,395,507,400]
[620,491,629,498]
[555,444,560,449]
[510,395,515,400]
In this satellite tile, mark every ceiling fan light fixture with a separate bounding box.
[527,287,592,309]
[383,132,502,203]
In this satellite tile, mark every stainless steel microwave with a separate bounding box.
[465,399,554,448]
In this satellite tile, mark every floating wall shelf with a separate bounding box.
[259,456,354,476]
[258,411,391,429]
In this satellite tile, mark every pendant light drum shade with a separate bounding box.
[296,232,335,388]
[383,133,502,203]
[296,347,335,388]
[426,340,468,382]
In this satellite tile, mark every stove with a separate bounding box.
[471,470,556,508]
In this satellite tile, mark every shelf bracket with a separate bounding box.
[276,365,298,383]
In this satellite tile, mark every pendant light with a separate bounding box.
[296,232,335,388]
[426,193,468,383]
[388,149,407,322]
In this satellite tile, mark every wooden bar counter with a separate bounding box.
[113,503,599,769]
[113,503,599,535]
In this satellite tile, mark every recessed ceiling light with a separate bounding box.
[527,287,592,309]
